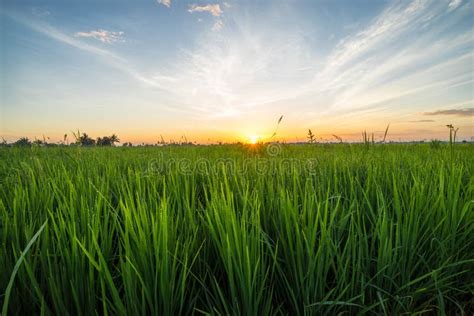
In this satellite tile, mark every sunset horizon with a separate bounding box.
[1,0,473,144]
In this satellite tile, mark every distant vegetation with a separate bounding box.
[0,123,468,147]
[1,132,121,147]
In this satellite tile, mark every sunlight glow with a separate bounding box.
[248,135,260,144]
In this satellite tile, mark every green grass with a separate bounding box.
[1,143,473,315]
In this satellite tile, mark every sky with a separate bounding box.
[0,0,473,144]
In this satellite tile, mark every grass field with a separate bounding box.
[1,143,473,315]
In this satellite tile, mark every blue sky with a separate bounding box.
[0,0,473,143]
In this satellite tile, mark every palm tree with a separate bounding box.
[77,133,95,146]
[96,134,120,146]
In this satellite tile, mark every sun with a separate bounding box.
[248,135,260,145]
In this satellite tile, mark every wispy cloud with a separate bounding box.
[3,12,172,90]
[295,0,474,119]
[188,4,223,17]
[325,1,428,70]
[74,29,124,44]
[5,0,472,125]
[134,0,473,120]
[152,34,312,116]
[448,0,462,11]
[424,108,473,117]
[409,119,435,123]
[31,8,50,17]
[212,20,224,31]
[8,14,123,61]
[157,0,171,8]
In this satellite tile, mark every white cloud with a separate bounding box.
[10,16,124,61]
[150,0,472,121]
[212,20,224,31]
[138,19,315,117]
[283,0,474,125]
[157,0,171,8]
[74,29,124,44]
[188,4,223,17]
[325,0,428,70]
[448,0,462,11]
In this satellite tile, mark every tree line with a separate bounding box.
[1,132,122,147]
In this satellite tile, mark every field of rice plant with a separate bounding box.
[1,143,473,315]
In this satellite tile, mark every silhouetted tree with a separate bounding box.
[13,137,32,147]
[76,133,95,146]
[96,134,120,146]
[110,134,119,144]
[32,139,44,146]
[96,137,107,146]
